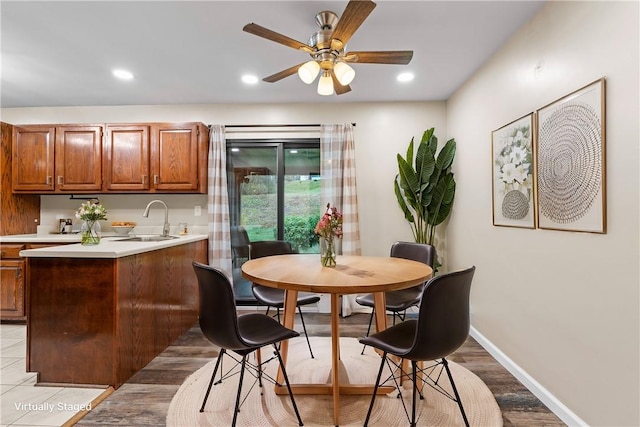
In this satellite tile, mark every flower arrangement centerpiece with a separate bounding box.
[314,203,343,267]
[75,201,107,245]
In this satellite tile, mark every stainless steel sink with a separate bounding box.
[114,235,179,242]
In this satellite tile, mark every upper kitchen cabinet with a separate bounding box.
[103,122,208,193]
[13,122,209,194]
[103,124,151,191]
[12,124,102,193]
[55,125,103,192]
[12,125,56,191]
[151,122,208,193]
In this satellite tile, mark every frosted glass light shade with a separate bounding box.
[334,62,355,85]
[317,72,334,95]
[298,61,320,84]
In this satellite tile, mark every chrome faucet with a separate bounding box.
[143,200,170,237]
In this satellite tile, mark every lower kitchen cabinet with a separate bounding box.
[0,242,67,322]
[0,244,26,321]
[26,239,207,388]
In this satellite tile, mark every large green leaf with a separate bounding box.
[428,173,456,226]
[436,138,456,173]
[394,178,415,223]
[415,141,435,194]
[397,154,420,201]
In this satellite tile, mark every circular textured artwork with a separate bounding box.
[538,103,601,224]
[502,189,529,219]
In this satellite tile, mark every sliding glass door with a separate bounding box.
[227,139,320,258]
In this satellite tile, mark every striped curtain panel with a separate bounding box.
[207,125,233,279]
[321,123,362,315]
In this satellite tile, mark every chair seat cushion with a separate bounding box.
[355,287,422,312]
[238,313,300,349]
[252,285,320,308]
[359,319,417,357]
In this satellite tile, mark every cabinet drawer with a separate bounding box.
[0,244,26,259]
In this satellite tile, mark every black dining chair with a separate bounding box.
[250,240,320,358]
[192,261,304,427]
[360,265,476,427]
[356,241,435,354]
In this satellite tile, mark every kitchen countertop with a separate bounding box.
[16,234,208,258]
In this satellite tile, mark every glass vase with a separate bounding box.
[320,236,337,267]
[81,220,101,245]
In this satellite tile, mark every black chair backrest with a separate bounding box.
[407,265,476,360]
[390,241,435,267]
[192,261,249,351]
[250,240,294,259]
[231,226,250,259]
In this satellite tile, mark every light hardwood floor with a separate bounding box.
[76,312,566,426]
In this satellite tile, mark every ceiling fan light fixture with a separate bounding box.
[298,60,321,84]
[334,62,355,85]
[317,71,334,95]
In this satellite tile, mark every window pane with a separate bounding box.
[228,146,277,242]
[227,140,320,262]
[284,147,321,253]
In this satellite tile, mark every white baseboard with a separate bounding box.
[469,326,588,426]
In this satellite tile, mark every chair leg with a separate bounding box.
[364,351,387,427]
[231,355,248,427]
[411,360,417,427]
[200,348,225,412]
[297,306,314,359]
[443,358,470,427]
[273,344,304,426]
[256,349,263,389]
[360,308,375,355]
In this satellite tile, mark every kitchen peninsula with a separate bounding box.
[19,234,207,388]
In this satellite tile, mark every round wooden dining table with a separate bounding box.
[242,253,432,426]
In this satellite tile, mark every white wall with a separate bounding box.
[446,1,639,426]
[3,2,638,424]
[1,102,447,255]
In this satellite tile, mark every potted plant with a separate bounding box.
[394,128,456,269]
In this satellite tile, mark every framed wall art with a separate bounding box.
[536,78,606,233]
[492,113,536,228]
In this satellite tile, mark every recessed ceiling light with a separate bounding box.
[231,148,240,152]
[289,150,298,154]
[397,72,414,83]
[112,69,134,80]
[242,75,259,85]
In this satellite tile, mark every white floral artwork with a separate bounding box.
[492,113,536,228]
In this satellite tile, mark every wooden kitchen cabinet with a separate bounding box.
[12,124,102,193]
[12,125,56,191]
[103,124,151,191]
[0,245,26,321]
[151,122,207,193]
[54,125,103,192]
[0,242,68,322]
[103,122,208,193]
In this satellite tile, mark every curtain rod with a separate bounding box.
[221,123,356,128]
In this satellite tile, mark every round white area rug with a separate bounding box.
[167,337,502,426]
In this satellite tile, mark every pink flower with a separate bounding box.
[315,203,343,239]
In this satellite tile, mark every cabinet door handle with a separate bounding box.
[142,175,147,184]
[154,175,159,184]
[46,176,52,185]
[57,176,63,184]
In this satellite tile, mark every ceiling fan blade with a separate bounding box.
[330,0,376,48]
[243,23,314,53]
[331,71,352,95]
[263,63,306,83]
[344,50,414,65]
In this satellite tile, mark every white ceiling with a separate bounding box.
[1,1,545,108]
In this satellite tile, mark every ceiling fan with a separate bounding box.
[243,0,413,96]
